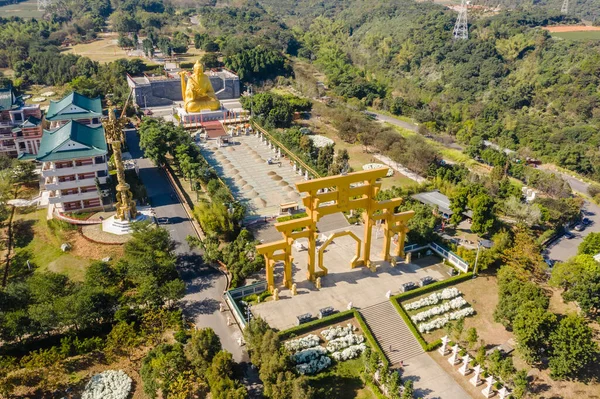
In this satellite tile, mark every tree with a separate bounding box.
[206,351,248,399]
[466,327,478,350]
[470,193,496,235]
[549,314,598,379]
[502,196,542,226]
[105,321,138,361]
[201,53,220,69]
[512,304,556,364]
[141,343,188,399]
[139,118,170,166]
[578,232,600,255]
[550,255,600,316]
[185,328,222,375]
[401,380,414,399]
[512,369,529,399]
[494,266,549,328]
[316,144,334,176]
[501,229,547,280]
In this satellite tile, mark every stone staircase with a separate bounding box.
[360,301,424,365]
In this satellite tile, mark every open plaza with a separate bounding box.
[251,222,450,330]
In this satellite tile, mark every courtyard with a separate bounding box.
[252,223,450,331]
[199,134,306,217]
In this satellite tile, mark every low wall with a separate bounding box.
[404,242,469,273]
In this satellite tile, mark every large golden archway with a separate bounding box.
[256,168,414,292]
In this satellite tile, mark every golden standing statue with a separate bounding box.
[103,107,137,221]
[179,60,221,112]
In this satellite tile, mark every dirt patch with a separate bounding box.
[543,25,600,32]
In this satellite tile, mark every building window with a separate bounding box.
[92,118,99,124]
[94,156,105,164]
[96,170,107,178]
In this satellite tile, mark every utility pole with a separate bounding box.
[561,0,569,14]
[453,0,469,40]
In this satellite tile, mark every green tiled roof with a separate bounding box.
[0,87,20,111]
[45,92,102,121]
[36,120,107,162]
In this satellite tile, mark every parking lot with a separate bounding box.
[252,223,450,330]
[546,201,600,263]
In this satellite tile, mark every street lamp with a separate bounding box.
[472,239,493,278]
[248,84,253,118]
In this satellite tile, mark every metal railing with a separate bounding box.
[404,242,469,273]
[228,280,268,299]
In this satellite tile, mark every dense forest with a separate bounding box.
[252,0,600,181]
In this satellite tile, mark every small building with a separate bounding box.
[0,86,43,157]
[412,190,473,220]
[45,92,103,129]
[37,120,108,215]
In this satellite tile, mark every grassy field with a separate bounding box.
[11,209,124,281]
[551,31,600,41]
[308,358,378,399]
[0,0,43,18]
[65,34,205,65]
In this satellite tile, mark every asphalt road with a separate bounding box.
[125,130,246,362]
[539,168,600,263]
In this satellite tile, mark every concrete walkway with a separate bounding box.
[402,353,471,399]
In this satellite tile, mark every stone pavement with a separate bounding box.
[402,353,471,399]
[252,224,449,331]
[199,134,306,217]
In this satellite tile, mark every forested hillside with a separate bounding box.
[258,0,600,181]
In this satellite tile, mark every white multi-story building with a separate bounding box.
[0,86,43,157]
[45,92,103,129]
[37,120,108,215]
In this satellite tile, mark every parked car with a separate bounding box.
[419,276,436,287]
[544,258,555,268]
[400,282,417,293]
[574,224,584,232]
[582,217,592,225]
[564,231,575,239]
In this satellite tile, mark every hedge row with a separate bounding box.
[390,272,473,302]
[278,309,389,366]
[390,272,473,352]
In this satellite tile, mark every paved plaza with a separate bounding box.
[252,223,449,331]
[199,134,306,217]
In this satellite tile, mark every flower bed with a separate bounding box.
[293,346,328,364]
[418,307,475,333]
[321,323,355,341]
[331,343,367,361]
[326,334,365,353]
[410,296,467,323]
[284,334,320,352]
[404,287,461,311]
[82,370,132,399]
[296,354,332,375]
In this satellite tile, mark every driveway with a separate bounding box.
[125,129,245,361]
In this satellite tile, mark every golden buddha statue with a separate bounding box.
[179,60,221,112]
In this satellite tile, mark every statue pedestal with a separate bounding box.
[102,213,148,235]
[177,108,224,125]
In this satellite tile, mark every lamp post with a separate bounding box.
[472,241,482,278]
[248,84,253,118]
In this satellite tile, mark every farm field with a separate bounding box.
[0,0,43,18]
[543,25,600,40]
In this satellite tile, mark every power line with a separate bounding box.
[453,0,469,40]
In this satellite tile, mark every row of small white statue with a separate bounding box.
[439,335,512,399]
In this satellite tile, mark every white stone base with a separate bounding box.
[470,376,482,387]
[177,108,224,123]
[102,213,148,235]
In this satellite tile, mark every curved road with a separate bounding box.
[125,130,245,361]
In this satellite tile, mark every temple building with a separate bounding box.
[45,92,103,129]
[37,120,108,215]
[0,86,43,157]
[126,64,240,108]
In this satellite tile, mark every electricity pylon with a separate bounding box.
[453,0,469,40]
[561,0,569,14]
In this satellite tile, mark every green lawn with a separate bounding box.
[308,358,378,399]
[551,31,600,41]
[0,0,43,18]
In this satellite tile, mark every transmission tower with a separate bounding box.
[453,0,469,40]
[37,0,52,11]
[561,0,569,14]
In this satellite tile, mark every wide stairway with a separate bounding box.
[360,301,424,365]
